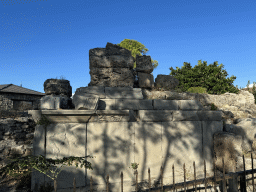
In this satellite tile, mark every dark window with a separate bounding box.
[12,100,33,111]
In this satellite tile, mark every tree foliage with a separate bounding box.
[169,60,240,95]
[116,39,158,70]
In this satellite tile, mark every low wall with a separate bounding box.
[0,115,35,170]
[30,106,223,192]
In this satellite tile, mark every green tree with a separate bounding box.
[116,39,158,71]
[169,60,240,95]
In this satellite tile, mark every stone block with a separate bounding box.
[137,72,154,88]
[88,42,135,87]
[75,86,105,96]
[155,75,179,90]
[89,55,134,68]
[72,94,99,110]
[135,55,153,74]
[89,42,133,57]
[44,78,72,98]
[40,95,73,110]
[88,68,134,87]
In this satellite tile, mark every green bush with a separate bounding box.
[169,60,240,95]
[186,86,208,94]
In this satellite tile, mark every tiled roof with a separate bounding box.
[0,84,45,96]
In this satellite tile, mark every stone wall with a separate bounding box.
[0,114,36,171]
[1,88,256,191]
[2,89,254,173]
[142,88,255,109]
[0,92,44,111]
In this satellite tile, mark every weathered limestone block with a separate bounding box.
[72,94,99,110]
[88,68,134,87]
[89,42,133,58]
[74,86,105,97]
[44,79,72,98]
[137,72,154,88]
[155,75,179,90]
[88,42,135,87]
[105,42,133,56]
[89,55,134,68]
[40,95,74,110]
[135,55,153,74]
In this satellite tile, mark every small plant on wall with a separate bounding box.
[54,75,66,80]
[34,114,52,130]
[209,103,218,111]
[129,162,139,170]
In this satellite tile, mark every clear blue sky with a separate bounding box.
[1,0,256,99]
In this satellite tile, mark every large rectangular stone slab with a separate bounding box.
[75,86,106,99]
[98,99,153,110]
[72,94,99,110]
[40,110,131,123]
[202,121,223,170]
[96,99,212,111]
[32,123,87,191]
[31,124,46,192]
[28,109,222,124]
[133,121,204,185]
[153,100,204,110]
[105,87,143,99]
[31,120,220,191]
[86,122,134,186]
[89,68,135,87]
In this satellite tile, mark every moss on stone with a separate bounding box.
[35,115,51,128]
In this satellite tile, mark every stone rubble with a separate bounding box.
[0,115,35,172]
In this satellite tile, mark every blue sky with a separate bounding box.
[1,0,256,99]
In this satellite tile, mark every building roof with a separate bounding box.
[0,84,45,96]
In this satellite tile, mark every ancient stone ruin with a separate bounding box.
[3,42,256,191]
[44,78,72,97]
[39,42,179,110]
[87,42,177,90]
[38,43,256,174]
[88,42,135,87]
[40,78,74,110]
